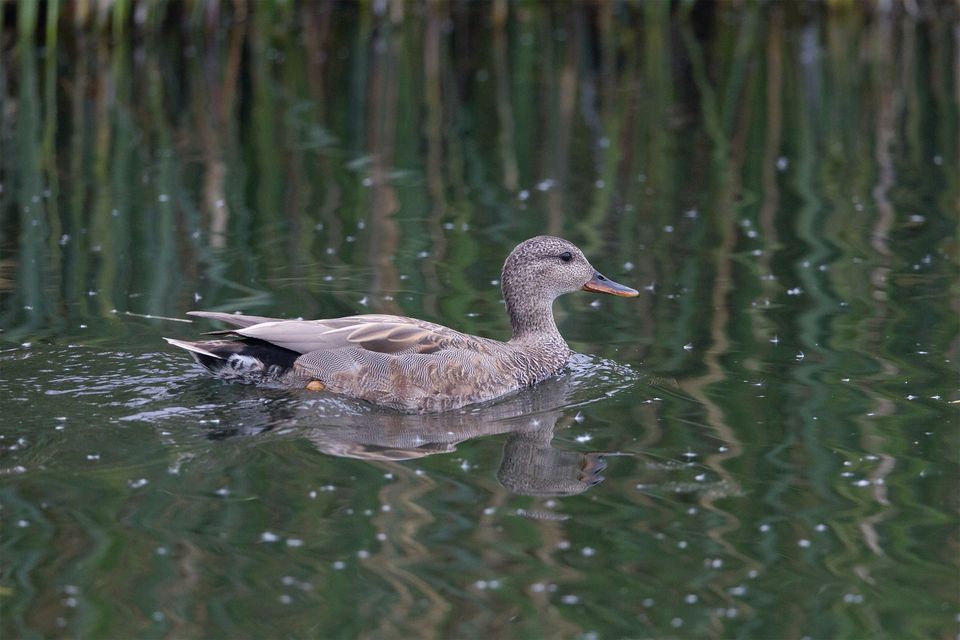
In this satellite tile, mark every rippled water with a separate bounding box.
[2,3,958,639]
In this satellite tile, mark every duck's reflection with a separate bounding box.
[205,371,622,497]
[300,409,608,497]
[496,419,608,497]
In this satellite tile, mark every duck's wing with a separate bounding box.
[229,314,484,356]
[187,310,285,328]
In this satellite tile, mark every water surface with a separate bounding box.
[2,3,958,638]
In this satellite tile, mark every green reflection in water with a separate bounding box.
[1,2,958,639]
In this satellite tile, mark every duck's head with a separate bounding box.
[501,236,639,301]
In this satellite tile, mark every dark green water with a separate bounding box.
[2,3,958,638]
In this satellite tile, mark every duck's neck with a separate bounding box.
[503,283,564,344]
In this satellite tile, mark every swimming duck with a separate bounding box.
[165,236,638,412]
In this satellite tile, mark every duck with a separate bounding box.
[164,236,638,412]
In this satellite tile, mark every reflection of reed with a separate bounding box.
[144,40,180,319]
[544,11,576,238]
[11,21,49,335]
[64,36,90,322]
[93,35,120,319]
[365,464,450,640]
[492,0,518,193]
[853,9,908,563]
[672,12,755,609]
[197,8,246,251]
[474,489,584,640]
[366,12,402,315]
[757,8,783,307]
[420,1,448,318]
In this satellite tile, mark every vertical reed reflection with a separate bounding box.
[492,0,518,193]
[366,10,401,313]
[10,8,49,335]
[673,7,752,613]
[365,464,449,639]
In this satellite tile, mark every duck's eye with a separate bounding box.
[559,251,573,263]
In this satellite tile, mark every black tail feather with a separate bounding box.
[168,337,301,383]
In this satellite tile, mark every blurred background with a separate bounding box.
[1,1,958,638]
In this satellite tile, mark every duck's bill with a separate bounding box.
[582,272,639,297]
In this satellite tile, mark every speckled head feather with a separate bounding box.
[165,236,638,412]
[500,236,596,338]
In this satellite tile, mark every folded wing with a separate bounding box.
[229,315,453,355]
